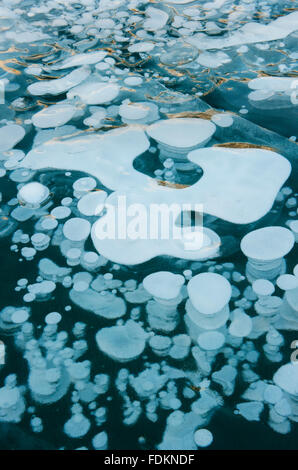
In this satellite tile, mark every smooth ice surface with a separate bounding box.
[52,51,107,70]
[147,119,216,149]
[27,67,91,96]
[0,125,25,152]
[21,127,150,191]
[18,182,49,207]
[143,272,185,300]
[187,12,298,50]
[67,81,120,105]
[241,227,295,260]
[32,104,77,128]
[187,273,232,315]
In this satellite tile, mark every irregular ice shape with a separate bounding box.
[39,258,71,282]
[32,104,77,128]
[143,7,169,31]
[27,67,91,96]
[20,127,150,192]
[0,125,25,152]
[187,148,291,224]
[92,224,220,265]
[187,12,298,50]
[229,309,252,338]
[70,288,126,319]
[236,402,264,421]
[212,365,237,396]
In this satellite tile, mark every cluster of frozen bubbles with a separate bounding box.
[0,174,298,449]
[0,0,298,451]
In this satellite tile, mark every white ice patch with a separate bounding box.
[27,67,91,96]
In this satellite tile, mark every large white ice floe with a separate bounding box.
[20,126,151,191]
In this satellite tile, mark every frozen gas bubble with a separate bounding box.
[241,226,295,261]
[73,281,89,292]
[45,312,62,325]
[149,335,172,356]
[63,218,91,242]
[32,104,77,128]
[77,191,107,216]
[197,331,225,351]
[21,247,36,260]
[194,429,213,447]
[277,274,298,291]
[67,81,120,105]
[187,272,232,315]
[229,309,253,338]
[147,118,216,150]
[66,248,82,266]
[28,67,91,96]
[81,251,100,270]
[274,363,298,396]
[51,206,71,220]
[96,320,147,362]
[128,42,155,53]
[23,293,36,303]
[288,220,298,242]
[263,385,283,404]
[92,431,108,450]
[53,51,107,70]
[61,197,73,206]
[119,102,150,121]
[143,271,185,301]
[41,217,58,230]
[18,182,50,209]
[11,309,29,324]
[73,177,97,197]
[252,279,275,297]
[211,113,234,127]
[31,233,50,251]
[124,77,143,86]
[0,125,25,152]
